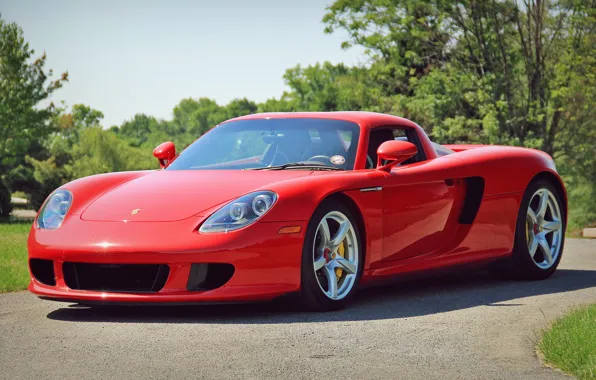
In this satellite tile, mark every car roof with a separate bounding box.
[223,111,421,131]
[222,111,438,161]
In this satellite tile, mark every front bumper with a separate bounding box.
[27,216,307,304]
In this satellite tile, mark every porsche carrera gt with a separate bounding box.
[28,112,566,310]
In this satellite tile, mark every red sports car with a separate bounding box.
[28,112,566,311]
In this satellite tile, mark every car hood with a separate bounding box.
[80,170,313,222]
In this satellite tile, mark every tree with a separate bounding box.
[550,0,596,229]
[67,127,151,178]
[118,113,160,147]
[265,62,387,113]
[323,0,450,98]
[283,62,349,111]
[172,98,226,137]
[324,0,595,152]
[258,94,298,113]
[0,178,11,217]
[0,15,67,215]
[225,98,258,119]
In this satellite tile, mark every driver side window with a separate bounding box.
[366,127,426,169]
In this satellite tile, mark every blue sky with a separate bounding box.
[1,0,364,127]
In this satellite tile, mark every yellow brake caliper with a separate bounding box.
[335,240,346,280]
[526,216,532,246]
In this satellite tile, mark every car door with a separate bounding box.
[381,167,459,261]
[369,127,461,261]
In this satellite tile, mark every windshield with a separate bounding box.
[167,118,361,170]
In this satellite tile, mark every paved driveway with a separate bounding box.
[1,239,595,380]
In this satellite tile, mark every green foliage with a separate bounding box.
[25,155,66,209]
[118,114,162,147]
[323,0,450,97]
[225,98,258,119]
[550,2,596,230]
[0,178,12,217]
[68,127,140,178]
[0,16,68,199]
[258,95,296,113]
[283,62,351,111]
[172,97,226,137]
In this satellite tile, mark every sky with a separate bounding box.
[1,0,365,127]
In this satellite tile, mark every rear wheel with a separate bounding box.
[300,200,363,311]
[511,179,565,280]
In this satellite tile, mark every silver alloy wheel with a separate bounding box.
[312,211,359,300]
[526,188,563,269]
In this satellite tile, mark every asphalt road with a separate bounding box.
[1,239,595,380]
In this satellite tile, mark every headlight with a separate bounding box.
[37,189,73,230]
[199,191,277,233]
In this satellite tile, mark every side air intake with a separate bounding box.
[459,177,485,224]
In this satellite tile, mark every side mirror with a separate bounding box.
[376,140,418,171]
[153,142,176,168]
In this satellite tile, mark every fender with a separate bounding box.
[261,170,386,222]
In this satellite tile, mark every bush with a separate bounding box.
[0,179,13,217]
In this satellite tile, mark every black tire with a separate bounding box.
[299,199,364,311]
[508,179,566,280]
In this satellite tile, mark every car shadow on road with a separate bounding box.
[46,268,596,324]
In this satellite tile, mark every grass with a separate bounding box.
[539,304,596,380]
[0,222,32,293]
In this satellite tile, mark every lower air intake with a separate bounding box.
[63,262,169,292]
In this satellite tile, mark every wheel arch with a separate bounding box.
[529,171,568,226]
[321,192,368,265]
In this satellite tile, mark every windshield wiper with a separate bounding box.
[248,162,344,171]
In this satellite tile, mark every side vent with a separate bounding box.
[459,177,485,224]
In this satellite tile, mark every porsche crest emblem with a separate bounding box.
[131,208,141,215]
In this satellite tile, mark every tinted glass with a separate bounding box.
[167,118,361,170]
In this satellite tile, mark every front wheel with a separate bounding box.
[300,200,363,311]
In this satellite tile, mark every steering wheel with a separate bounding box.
[366,155,375,169]
[306,155,331,164]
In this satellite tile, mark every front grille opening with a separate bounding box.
[29,259,56,286]
[186,263,235,291]
[63,262,170,292]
